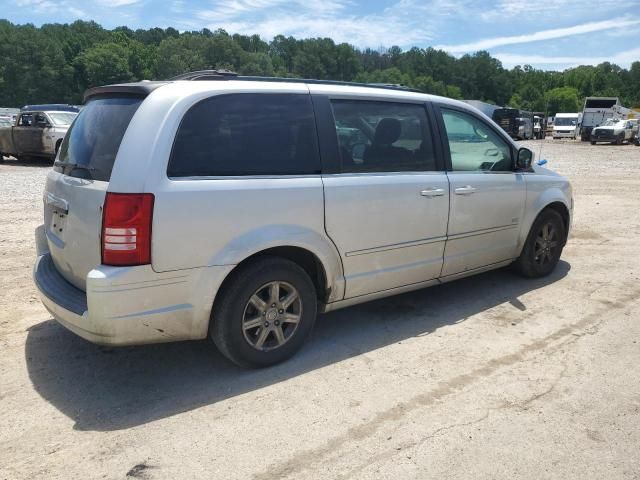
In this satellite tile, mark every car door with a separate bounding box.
[12,113,34,154]
[625,121,634,141]
[32,112,51,153]
[319,96,449,298]
[435,105,526,277]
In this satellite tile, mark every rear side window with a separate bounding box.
[168,94,320,177]
[54,96,143,181]
[330,100,436,173]
[18,114,33,126]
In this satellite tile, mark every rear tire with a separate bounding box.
[590,141,596,145]
[210,256,317,368]
[513,209,565,278]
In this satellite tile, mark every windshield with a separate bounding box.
[601,119,623,127]
[555,117,577,127]
[48,112,77,126]
[54,96,143,181]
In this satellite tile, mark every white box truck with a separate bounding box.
[580,97,628,141]
[553,113,581,139]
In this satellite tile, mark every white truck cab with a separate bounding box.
[552,113,581,139]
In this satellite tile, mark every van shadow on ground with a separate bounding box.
[0,155,52,166]
[25,262,570,432]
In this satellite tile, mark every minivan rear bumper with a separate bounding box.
[33,249,234,346]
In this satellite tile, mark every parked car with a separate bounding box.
[590,119,635,145]
[33,73,573,368]
[532,113,546,139]
[516,117,533,140]
[632,119,640,146]
[492,108,534,140]
[0,110,77,161]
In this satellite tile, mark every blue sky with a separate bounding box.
[3,0,640,70]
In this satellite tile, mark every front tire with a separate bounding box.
[513,209,565,278]
[210,256,317,368]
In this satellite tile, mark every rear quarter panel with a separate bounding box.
[150,177,344,302]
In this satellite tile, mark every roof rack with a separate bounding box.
[167,70,421,93]
[169,69,239,80]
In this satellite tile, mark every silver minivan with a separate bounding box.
[34,72,572,367]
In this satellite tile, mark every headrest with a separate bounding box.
[374,118,402,145]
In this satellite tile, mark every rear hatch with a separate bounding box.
[45,96,144,290]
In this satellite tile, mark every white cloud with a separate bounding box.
[95,0,142,6]
[194,0,473,47]
[494,47,640,69]
[67,5,86,17]
[16,0,58,11]
[435,17,640,53]
[217,14,430,47]
[15,0,86,17]
[481,0,639,20]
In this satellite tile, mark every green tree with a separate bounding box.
[544,87,581,116]
[0,19,638,108]
[75,42,134,88]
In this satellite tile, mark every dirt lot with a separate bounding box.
[1,139,640,479]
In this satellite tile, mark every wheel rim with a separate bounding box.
[533,222,559,266]
[242,281,302,352]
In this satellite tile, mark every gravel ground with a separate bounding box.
[1,139,640,479]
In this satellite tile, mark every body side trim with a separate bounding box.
[346,235,447,257]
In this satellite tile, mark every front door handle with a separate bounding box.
[420,188,446,197]
[454,185,477,195]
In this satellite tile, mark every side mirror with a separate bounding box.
[516,147,534,170]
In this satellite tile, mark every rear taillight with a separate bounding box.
[101,193,154,266]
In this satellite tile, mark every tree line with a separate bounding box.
[1,19,639,115]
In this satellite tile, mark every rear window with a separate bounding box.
[168,93,320,177]
[54,96,143,182]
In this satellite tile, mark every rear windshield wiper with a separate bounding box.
[53,161,96,172]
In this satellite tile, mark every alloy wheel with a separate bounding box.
[242,281,302,351]
[533,222,559,265]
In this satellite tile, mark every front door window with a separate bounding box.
[442,109,513,172]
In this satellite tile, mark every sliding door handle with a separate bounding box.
[454,185,477,195]
[420,188,446,197]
